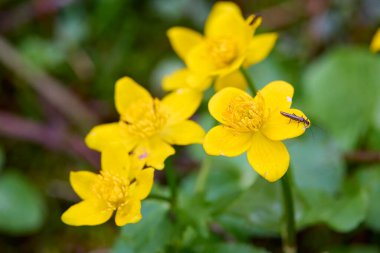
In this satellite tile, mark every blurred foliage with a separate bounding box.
[303,47,380,150]
[0,171,47,235]
[1,0,380,252]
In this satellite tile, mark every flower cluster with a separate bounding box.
[62,1,310,227]
[62,78,205,226]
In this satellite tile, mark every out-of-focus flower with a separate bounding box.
[85,77,205,169]
[370,28,380,53]
[203,81,309,182]
[163,68,247,94]
[167,1,278,77]
[61,144,154,226]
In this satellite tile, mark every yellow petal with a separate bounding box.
[247,132,289,182]
[115,199,142,226]
[167,27,203,60]
[243,33,278,67]
[370,28,380,53]
[115,77,152,117]
[85,123,139,152]
[205,4,250,51]
[207,1,242,22]
[70,171,98,200]
[261,108,309,141]
[127,153,146,181]
[161,89,202,125]
[203,125,253,157]
[132,168,155,200]
[161,120,205,145]
[162,68,212,92]
[185,41,220,75]
[101,143,130,178]
[61,200,113,226]
[259,81,294,113]
[208,87,251,124]
[214,70,247,91]
[135,137,175,170]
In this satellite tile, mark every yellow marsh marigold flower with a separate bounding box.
[163,68,248,93]
[370,28,380,53]
[61,144,154,226]
[85,77,205,169]
[203,81,310,182]
[167,1,278,77]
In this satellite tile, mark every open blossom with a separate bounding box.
[85,77,205,169]
[370,28,380,53]
[61,144,154,226]
[167,1,278,78]
[203,81,310,182]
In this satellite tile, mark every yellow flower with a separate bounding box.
[85,77,205,169]
[167,1,278,77]
[61,144,154,226]
[370,28,380,53]
[163,68,248,93]
[203,81,309,182]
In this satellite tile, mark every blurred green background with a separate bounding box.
[1,0,380,252]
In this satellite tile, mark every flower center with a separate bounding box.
[121,98,168,138]
[207,37,237,68]
[94,171,130,210]
[222,93,265,133]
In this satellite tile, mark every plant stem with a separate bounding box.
[165,158,177,208]
[280,169,297,253]
[240,67,257,94]
[195,156,211,193]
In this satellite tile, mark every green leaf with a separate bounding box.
[354,165,380,231]
[220,178,283,237]
[176,192,211,239]
[0,172,46,235]
[287,129,345,197]
[113,200,172,253]
[177,150,257,240]
[303,46,380,150]
[323,185,368,232]
[194,242,270,253]
[299,181,368,232]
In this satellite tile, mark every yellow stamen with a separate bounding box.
[120,98,168,138]
[222,93,265,133]
[93,171,130,210]
[208,37,237,67]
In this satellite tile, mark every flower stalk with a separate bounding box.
[240,67,257,94]
[165,158,178,208]
[195,156,211,193]
[243,71,297,252]
[280,169,297,253]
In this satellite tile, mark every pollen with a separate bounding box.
[222,93,265,133]
[208,37,237,68]
[120,98,168,138]
[93,171,131,210]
